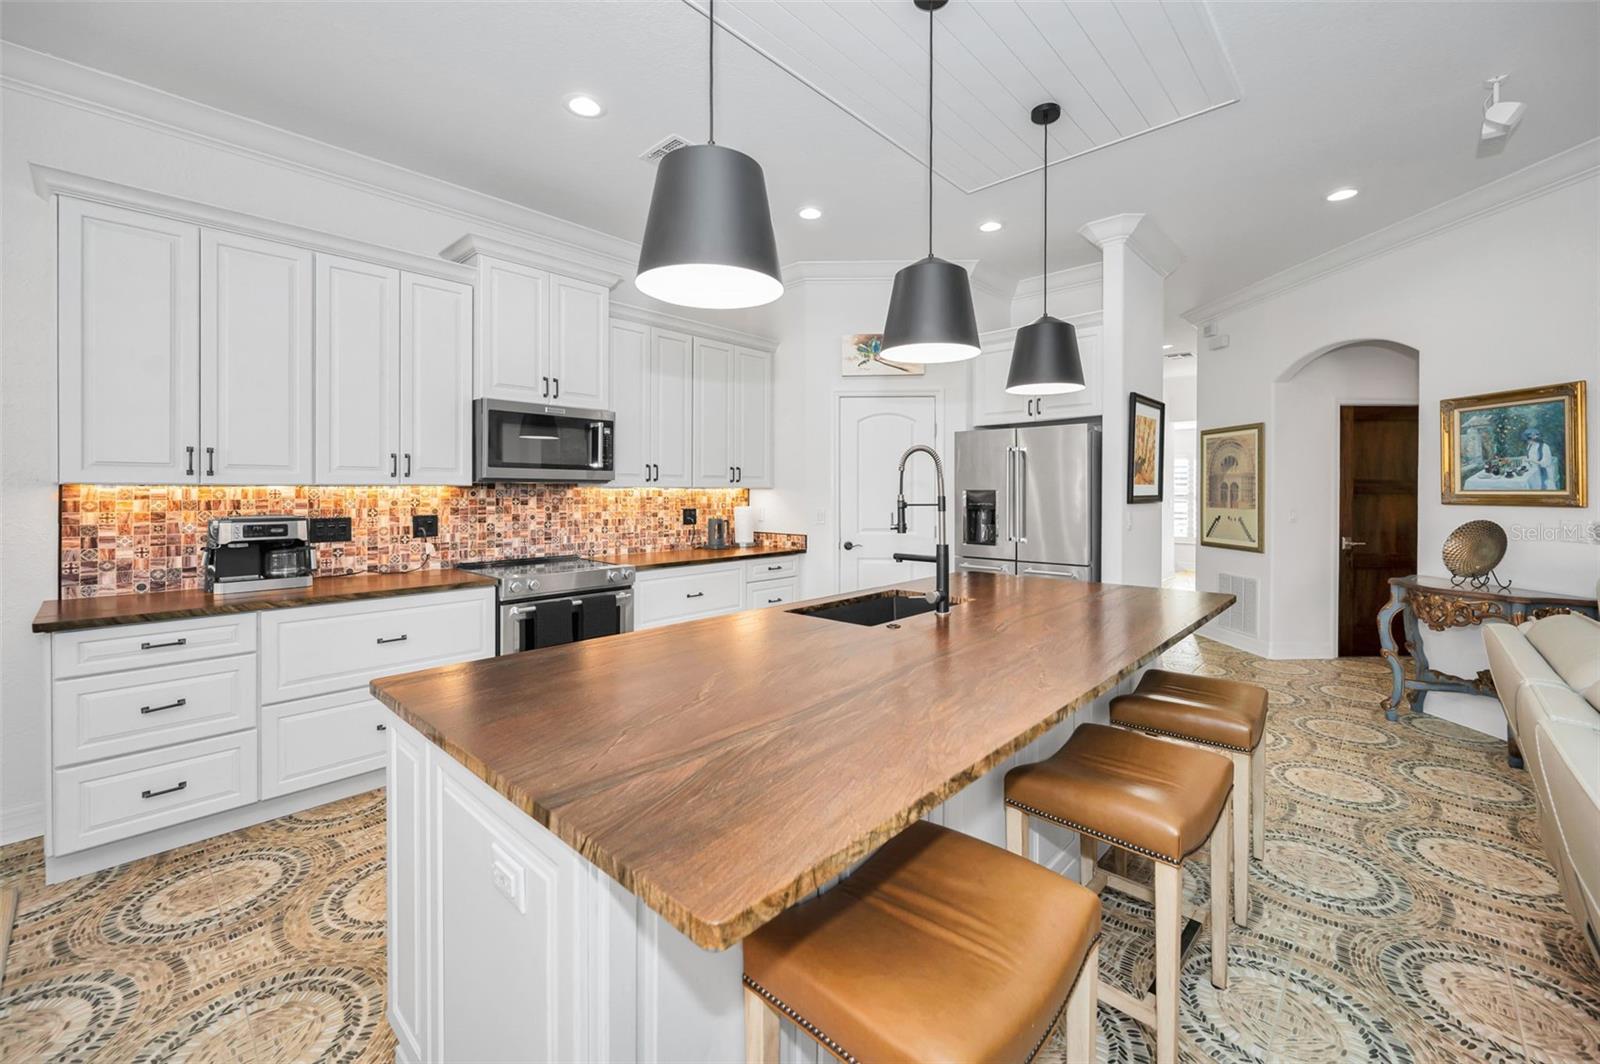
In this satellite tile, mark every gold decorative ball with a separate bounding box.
[1442,520,1507,578]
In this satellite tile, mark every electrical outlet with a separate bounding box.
[411,514,439,538]
[682,507,697,526]
[490,842,526,912]
[307,516,352,543]
[815,509,828,527]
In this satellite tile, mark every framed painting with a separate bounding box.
[1200,422,1264,553]
[1127,392,1165,503]
[841,333,924,377]
[1440,380,1587,506]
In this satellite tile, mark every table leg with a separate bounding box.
[1507,732,1524,771]
[1378,585,1408,722]
[1401,605,1429,716]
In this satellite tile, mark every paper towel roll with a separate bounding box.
[733,505,755,546]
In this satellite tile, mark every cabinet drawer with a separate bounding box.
[260,588,494,703]
[53,614,258,680]
[261,691,388,798]
[635,564,744,628]
[747,579,797,609]
[52,731,258,855]
[52,654,257,766]
[745,556,798,581]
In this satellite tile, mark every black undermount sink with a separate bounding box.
[787,589,951,627]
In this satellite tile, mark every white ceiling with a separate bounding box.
[2,1,1596,320]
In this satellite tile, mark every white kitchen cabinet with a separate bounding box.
[692,338,736,486]
[401,273,474,484]
[731,346,774,488]
[971,325,1101,426]
[635,556,805,628]
[649,327,696,488]
[548,276,609,409]
[607,319,649,487]
[201,231,315,483]
[58,199,200,483]
[316,254,401,483]
[260,690,389,798]
[465,252,610,408]
[388,716,433,1064]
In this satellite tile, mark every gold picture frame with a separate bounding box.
[1440,380,1586,507]
[1200,422,1265,553]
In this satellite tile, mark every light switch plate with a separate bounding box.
[490,841,526,913]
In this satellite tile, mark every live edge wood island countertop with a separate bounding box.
[370,575,1233,951]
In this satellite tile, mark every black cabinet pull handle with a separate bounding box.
[376,635,409,644]
[376,723,388,732]
[543,376,550,397]
[738,466,743,482]
[651,463,659,482]
[767,597,781,604]
[404,453,412,478]
[686,591,705,599]
[390,453,398,478]
[730,466,735,482]
[140,697,187,715]
[185,446,195,476]
[553,377,560,399]
[767,564,782,571]
[141,781,188,800]
[205,446,216,476]
[140,638,188,650]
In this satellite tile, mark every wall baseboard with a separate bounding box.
[1269,640,1336,661]
[1199,623,1269,658]
[0,802,45,846]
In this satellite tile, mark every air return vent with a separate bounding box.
[1214,573,1259,637]
[640,135,692,163]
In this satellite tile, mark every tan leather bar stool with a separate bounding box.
[1110,668,1267,928]
[1005,724,1233,1064]
[743,819,1102,1064]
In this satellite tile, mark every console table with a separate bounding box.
[1377,575,1598,724]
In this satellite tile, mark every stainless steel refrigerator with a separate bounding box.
[954,422,1101,581]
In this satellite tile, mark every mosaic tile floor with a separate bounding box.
[2,637,1597,1062]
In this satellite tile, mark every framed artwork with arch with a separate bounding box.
[1200,422,1265,552]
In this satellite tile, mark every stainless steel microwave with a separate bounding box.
[473,399,615,483]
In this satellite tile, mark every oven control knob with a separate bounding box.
[528,578,541,592]
[509,580,524,595]
[607,569,620,583]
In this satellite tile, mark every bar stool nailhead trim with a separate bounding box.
[742,975,858,1064]
[1005,799,1223,865]
[1023,936,1101,1063]
[1120,721,1254,753]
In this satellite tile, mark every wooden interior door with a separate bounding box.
[1339,405,1418,656]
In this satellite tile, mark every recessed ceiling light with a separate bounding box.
[1163,344,1174,350]
[565,94,605,118]
[1326,187,1359,202]
[979,220,1004,233]
[797,206,823,221]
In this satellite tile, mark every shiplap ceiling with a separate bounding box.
[711,0,1239,192]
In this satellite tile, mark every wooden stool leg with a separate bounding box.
[1078,832,1099,888]
[1250,742,1266,857]
[1064,940,1099,1063]
[1006,805,1029,857]
[744,987,780,1064]
[1230,752,1250,928]
[1153,860,1181,1064]
[1210,796,1230,991]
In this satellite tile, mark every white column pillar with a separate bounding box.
[1078,214,1182,586]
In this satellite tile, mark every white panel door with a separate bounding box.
[58,199,200,483]
[837,395,938,593]
[400,273,473,485]
[316,255,400,484]
[547,276,608,409]
[476,256,548,402]
[649,328,695,488]
[731,346,773,488]
[200,230,314,484]
[692,337,735,486]
[607,320,649,487]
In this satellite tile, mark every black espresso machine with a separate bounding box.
[204,516,315,594]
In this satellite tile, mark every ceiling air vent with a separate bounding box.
[1164,350,1194,360]
[640,135,692,164]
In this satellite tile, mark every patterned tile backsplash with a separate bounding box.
[58,484,807,598]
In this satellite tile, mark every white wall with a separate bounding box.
[1196,171,1599,718]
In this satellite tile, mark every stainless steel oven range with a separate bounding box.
[457,556,635,655]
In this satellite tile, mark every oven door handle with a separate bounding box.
[506,604,538,618]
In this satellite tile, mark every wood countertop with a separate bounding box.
[33,569,497,633]
[595,544,807,570]
[371,575,1233,950]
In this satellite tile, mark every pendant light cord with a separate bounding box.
[707,0,715,145]
[1041,117,1048,316]
[927,0,934,259]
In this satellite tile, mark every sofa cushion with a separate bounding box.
[1524,613,1600,708]
[1484,624,1564,737]
[1531,717,1600,962]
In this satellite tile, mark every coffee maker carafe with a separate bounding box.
[205,517,315,594]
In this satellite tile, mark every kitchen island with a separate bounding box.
[372,574,1232,1063]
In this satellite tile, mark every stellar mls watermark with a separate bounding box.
[1507,520,1600,544]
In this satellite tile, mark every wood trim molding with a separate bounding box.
[441,234,622,289]
[1077,213,1184,277]
[609,300,778,351]
[979,310,1104,345]
[32,165,478,284]
[781,258,1013,306]
[1184,137,1600,324]
[1012,262,1104,304]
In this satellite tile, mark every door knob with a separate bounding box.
[1340,536,1367,551]
[842,541,856,550]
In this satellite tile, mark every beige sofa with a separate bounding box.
[1483,609,1600,967]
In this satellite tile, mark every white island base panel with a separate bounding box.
[386,679,1126,1064]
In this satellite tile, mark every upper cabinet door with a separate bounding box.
[1028,327,1099,422]
[607,320,649,488]
[691,338,735,486]
[315,255,400,484]
[475,257,548,402]
[399,273,474,486]
[546,276,609,409]
[971,329,1029,427]
[58,199,200,483]
[200,231,314,484]
[649,328,695,488]
[731,346,774,488]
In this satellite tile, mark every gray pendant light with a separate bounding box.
[635,0,782,310]
[1007,102,1084,395]
[881,0,980,365]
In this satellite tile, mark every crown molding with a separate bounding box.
[1013,262,1104,303]
[2,42,640,278]
[32,165,478,283]
[1183,137,1600,325]
[441,234,624,289]
[1077,213,1184,277]
[780,258,1012,304]
[610,299,778,351]
[981,308,1104,344]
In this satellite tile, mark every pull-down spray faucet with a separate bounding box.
[891,444,950,615]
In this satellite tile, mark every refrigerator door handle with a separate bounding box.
[1005,446,1016,542]
[1015,446,1028,544]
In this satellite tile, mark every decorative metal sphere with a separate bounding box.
[1442,520,1507,578]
